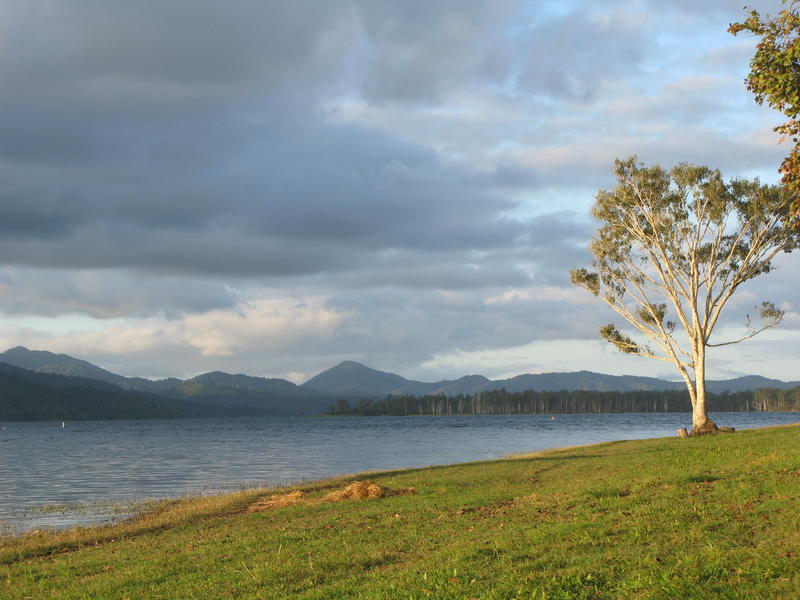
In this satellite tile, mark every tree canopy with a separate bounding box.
[571,158,798,434]
[730,1,800,220]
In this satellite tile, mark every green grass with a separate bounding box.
[3,425,800,599]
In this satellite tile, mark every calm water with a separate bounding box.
[2,412,798,533]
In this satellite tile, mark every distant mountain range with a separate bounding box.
[0,347,335,420]
[0,346,180,394]
[1,346,798,421]
[0,362,227,421]
[300,359,800,396]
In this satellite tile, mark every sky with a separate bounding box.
[0,0,797,384]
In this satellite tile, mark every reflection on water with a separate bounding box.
[2,412,798,533]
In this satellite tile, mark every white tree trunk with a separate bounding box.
[690,346,717,434]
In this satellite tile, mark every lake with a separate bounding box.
[2,412,798,534]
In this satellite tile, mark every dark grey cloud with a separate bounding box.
[354,0,520,103]
[0,1,352,105]
[0,209,580,289]
[517,9,646,101]
[0,269,236,319]
[0,183,81,238]
[0,1,535,283]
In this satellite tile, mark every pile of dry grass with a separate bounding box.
[321,481,385,502]
[246,491,304,513]
[247,481,417,512]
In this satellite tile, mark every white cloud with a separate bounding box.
[0,294,349,379]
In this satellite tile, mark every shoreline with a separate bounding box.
[5,418,800,539]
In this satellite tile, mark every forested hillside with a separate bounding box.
[0,364,224,421]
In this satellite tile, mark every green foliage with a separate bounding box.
[758,300,784,323]
[4,426,800,598]
[569,268,600,296]
[600,323,641,354]
[730,1,800,219]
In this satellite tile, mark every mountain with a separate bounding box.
[0,361,336,420]
[0,346,322,404]
[0,346,126,384]
[300,362,494,397]
[0,346,178,394]
[162,371,334,415]
[0,361,128,392]
[495,371,685,393]
[301,361,427,396]
[0,362,231,421]
[704,375,799,394]
[428,375,493,396]
[168,371,304,397]
[300,360,799,398]
[0,348,337,417]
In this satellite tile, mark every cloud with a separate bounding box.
[0,1,353,107]
[517,7,647,102]
[0,0,797,382]
[353,0,520,104]
[0,268,238,318]
[0,294,348,378]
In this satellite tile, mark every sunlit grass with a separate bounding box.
[2,425,800,599]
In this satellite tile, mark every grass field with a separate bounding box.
[2,424,799,599]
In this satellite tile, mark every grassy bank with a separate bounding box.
[3,425,800,599]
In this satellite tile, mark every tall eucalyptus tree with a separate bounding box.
[571,158,798,434]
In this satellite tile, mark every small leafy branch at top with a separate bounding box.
[730,1,800,221]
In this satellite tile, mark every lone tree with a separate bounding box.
[729,2,800,221]
[571,158,798,435]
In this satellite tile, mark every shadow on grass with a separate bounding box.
[360,453,608,483]
[677,473,721,484]
[524,454,604,461]
[583,486,632,499]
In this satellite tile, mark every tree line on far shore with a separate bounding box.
[328,386,800,416]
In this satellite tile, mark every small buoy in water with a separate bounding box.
[549,416,556,420]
